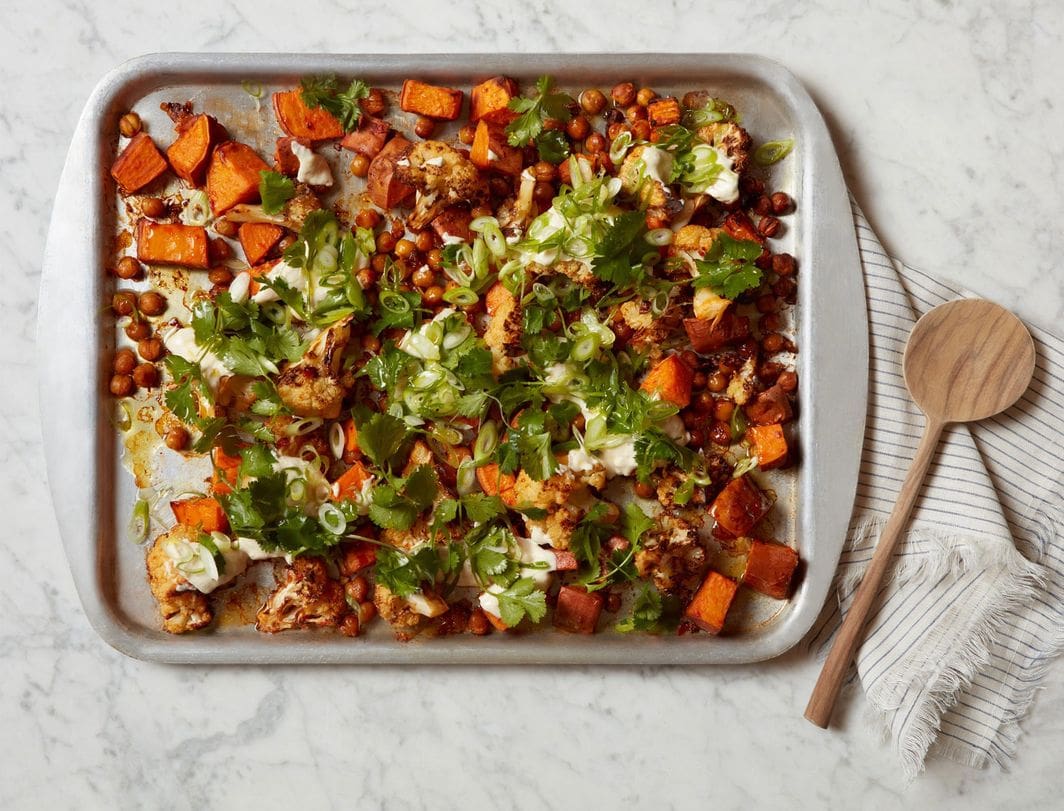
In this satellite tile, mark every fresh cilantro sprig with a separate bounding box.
[494,577,547,627]
[300,74,370,132]
[373,543,453,598]
[691,233,764,299]
[259,170,295,215]
[616,584,663,632]
[505,75,574,148]
[163,356,210,425]
[366,465,439,531]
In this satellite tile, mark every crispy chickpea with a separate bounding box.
[584,132,606,154]
[696,390,715,412]
[682,410,701,429]
[414,116,436,139]
[758,361,783,384]
[458,124,476,145]
[141,197,166,218]
[625,104,648,124]
[426,248,443,270]
[112,291,137,316]
[713,400,735,422]
[773,276,797,302]
[110,374,134,397]
[124,320,151,341]
[422,285,444,307]
[114,348,137,375]
[137,290,167,316]
[707,371,728,392]
[772,253,797,276]
[601,501,621,525]
[393,238,416,259]
[533,160,557,182]
[415,230,435,252]
[349,154,370,178]
[370,253,389,273]
[209,237,232,262]
[740,176,766,196]
[533,181,555,204]
[607,122,629,141]
[636,87,657,107]
[468,607,491,636]
[360,88,386,116]
[753,195,773,216]
[777,370,798,392]
[630,119,651,141]
[566,115,590,140]
[208,267,234,286]
[213,217,239,238]
[758,215,782,238]
[277,234,296,253]
[361,334,381,353]
[634,481,655,499]
[132,362,159,389]
[114,256,142,280]
[761,332,785,353]
[339,614,360,637]
[709,421,733,446]
[412,266,436,289]
[356,267,377,290]
[358,600,377,625]
[355,208,380,229]
[770,192,793,215]
[542,117,564,132]
[688,428,705,446]
[756,294,777,314]
[612,82,636,107]
[118,112,142,138]
[165,425,190,451]
[692,371,708,391]
[760,313,782,332]
[580,88,607,115]
[557,159,572,184]
[376,232,395,254]
[347,575,370,603]
[137,336,164,361]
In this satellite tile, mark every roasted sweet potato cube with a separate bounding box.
[340,117,391,158]
[684,311,751,353]
[170,497,229,533]
[166,114,227,186]
[238,222,286,267]
[206,141,270,215]
[640,353,694,407]
[272,89,344,142]
[484,281,516,316]
[332,460,372,501]
[476,463,518,506]
[722,211,764,245]
[366,135,415,209]
[684,570,738,634]
[399,79,464,121]
[431,206,473,243]
[111,132,169,194]
[552,549,579,571]
[746,423,788,469]
[485,611,510,632]
[210,445,244,495]
[272,137,307,177]
[742,540,799,600]
[471,76,518,124]
[745,384,793,426]
[710,474,771,537]
[341,417,360,463]
[339,540,377,576]
[135,219,210,268]
[647,97,681,127]
[553,586,603,634]
[470,120,523,176]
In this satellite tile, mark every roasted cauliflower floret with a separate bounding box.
[373,583,425,632]
[673,225,724,257]
[276,316,352,419]
[225,187,322,231]
[726,356,758,406]
[483,283,525,375]
[394,141,487,230]
[496,169,538,237]
[635,513,708,594]
[515,467,604,549]
[697,122,752,172]
[146,526,212,634]
[619,145,673,209]
[255,557,348,633]
[616,298,683,361]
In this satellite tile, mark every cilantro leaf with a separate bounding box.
[163,355,209,425]
[238,443,276,480]
[300,74,370,132]
[461,493,506,524]
[569,502,612,570]
[494,577,548,626]
[505,75,574,147]
[634,428,695,483]
[691,234,763,300]
[404,464,439,511]
[259,171,295,215]
[621,502,655,545]
[591,211,648,288]
[535,129,571,164]
[616,584,664,633]
[356,411,410,469]
[374,544,445,597]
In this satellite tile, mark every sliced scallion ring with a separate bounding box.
[442,286,478,306]
[442,324,471,350]
[732,455,759,478]
[241,80,264,99]
[184,190,212,227]
[329,422,345,459]
[645,228,673,247]
[609,131,633,163]
[456,459,477,496]
[474,420,499,462]
[753,138,794,166]
[380,289,412,314]
[284,417,324,437]
[115,401,133,432]
[318,503,347,535]
[128,498,150,544]
[430,424,463,446]
[287,477,308,504]
[571,333,600,362]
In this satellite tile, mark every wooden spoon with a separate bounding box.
[804,299,1035,728]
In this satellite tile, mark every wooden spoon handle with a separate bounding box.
[804,416,945,728]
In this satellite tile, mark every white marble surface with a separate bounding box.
[3,1,1062,808]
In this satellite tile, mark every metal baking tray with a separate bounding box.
[38,53,866,664]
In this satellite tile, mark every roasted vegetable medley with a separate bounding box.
[108,73,801,639]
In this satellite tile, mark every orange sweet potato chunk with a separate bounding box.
[399,79,463,121]
[431,206,473,243]
[170,497,229,533]
[340,116,391,158]
[710,474,771,538]
[471,76,518,124]
[742,540,799,600]
[684,311,751,353]
[332,461,372,501]
[210,445,244,496]
[684,570,738,634]
[640,354,694,407]
[476,463,518,506]
[647,97,681,127]
[166,114,227,187]
[206,141,270,215]
[111,132,169,194]
[366,135,414,209]
[470,121,523,176]
[746,423,788,470]
[272,89,344,142]
[341,417,360,464]
[135,219,209,268]
[238,222,286,267]
[553,586,604,634]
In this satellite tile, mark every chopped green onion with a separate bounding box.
[380,289,413,314]
[732,454,759,478]
[285,417,323,436]
[442,323,471,350]
[609,130,633,163]
[430,424,464,445]
[729,405,748,442]
[115,401,133,432]
[753,139,794,166]
[287,478,307,503]
[262,301,288,324]
[318,503,347,535]
[241,80,264,100]
[474,420,499,462]
[456,458,477,495]
[442,286,478,306]
[645,228,673,247]
[184,190,212,226]
[571,333,600,361]
[128,498,150,544]
[329,422,345,459]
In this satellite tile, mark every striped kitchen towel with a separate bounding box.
[807,199,1064,779]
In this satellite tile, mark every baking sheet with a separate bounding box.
[38,53,867,664]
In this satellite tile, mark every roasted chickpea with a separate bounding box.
[339,614,361,637]
[349,154,370,178]
[137,336,165,361]
[636,87,657,107]
[680,350,698,369]
[740,176,766,196]
[376,232,396,254]
[412,266,436,289]
[606,122,629,141]
[625,104,648,124]
[696,390,715,412]
[114,256,142,280]
[165,425,190,451]
[772,253,797,277]
[566,115,590,140]
[370,253,389,274]
[414,116,436,139]
[393,238,416,259]
[114,348,137,375]
[542,117,564,132]
[415,230,435,253]
[770,192,793,215]
[132,362,159,389]
[355,208,380,229]
[141,197,166,218]
[688,428,705,446]
[758,215,782,238]
[760,313,782,333]
[124,320,151,341]
[773,276,797,303]
[580,88,607,115]
[611,81,636,107]
[761,332,785,353]
[468,607,491,636]
[753,195,773,216]
[110,374,134,397]
[118,112,142,138]
[426,248,443,270]
[137,290,167,316]
[533,181,555,204]
[213,217,239,238]
[277,234,296,254]
[713,400,735,421]
[707,371,728,393]
[209,237,232,262]
[458,124,476,145]
[361,334,381,353]
[533,160,557,182]
[634,481,655,499]
[358,600,377,625]
[601,501,621,525]
[682,410,701,429]
[710,421,733,446]
[347,575,370,603]
[692,371,708,391]
[356,267,377,290]
[112,291,137,316]
[208,267,233,287]
[756,294,777,314]
[584,132,606,154]
[777,370,798,392]
[360,88,386,116]
[422,285,444,307]
[630,119,651,141]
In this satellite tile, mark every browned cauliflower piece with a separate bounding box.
[673,225,724,257]
[255,557,349,633]
[616,298,683,361]
[496,169,538,237]
[224,187,322,231]
[373,583,425,633]
[276,316,352,419]
[516,467,605,549]
[394,141,487,230]
[635,513,708,594]
[381,440,457,552]
[697,122,752,172]
[483,283,525,375]
[619,145,674,209]
[146,526,212,634]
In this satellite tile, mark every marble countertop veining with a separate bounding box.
[2,1,1062,808]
